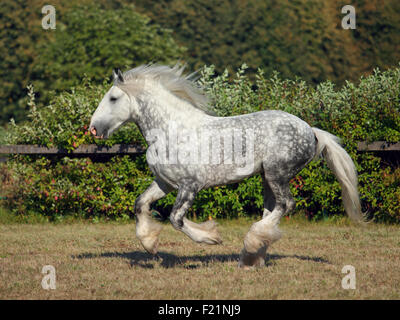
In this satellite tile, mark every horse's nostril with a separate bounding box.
[90,126,97,136]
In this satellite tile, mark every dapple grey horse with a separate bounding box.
[89,64,364,268]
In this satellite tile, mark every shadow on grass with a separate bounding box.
[267,253,331,266]
[73,250,331,269]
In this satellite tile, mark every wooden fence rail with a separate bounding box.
[0,144,146,155]
[0,141,399,165]
[357,141,400,152]
[0,142,399,156]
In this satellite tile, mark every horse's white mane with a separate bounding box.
[115,64,213,114]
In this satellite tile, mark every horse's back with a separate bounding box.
[207,110,317,180]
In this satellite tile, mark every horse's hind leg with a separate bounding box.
[135,179,172,254]
[239,178,294,268]
[169,186,222,245]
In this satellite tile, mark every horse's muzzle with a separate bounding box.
[89,126,104,139]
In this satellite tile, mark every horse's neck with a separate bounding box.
[136,88,210,137]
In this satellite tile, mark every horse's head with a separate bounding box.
[89,69,136,139]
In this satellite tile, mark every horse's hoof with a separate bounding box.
[238,247,266,268]
[201,220,223,244]
[140,236,160,255]
[206,234,223,245]
[182,218,223,245]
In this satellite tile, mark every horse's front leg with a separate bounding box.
[135,179,171,254]
[170,186,222,245]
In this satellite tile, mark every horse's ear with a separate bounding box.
[112,69,124,83]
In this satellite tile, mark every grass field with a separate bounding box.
[0,209,399,300]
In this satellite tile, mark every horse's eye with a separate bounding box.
[110,96,117,102]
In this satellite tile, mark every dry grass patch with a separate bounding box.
[0,216,399,299]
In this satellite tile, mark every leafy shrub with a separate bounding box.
[2,64,400,222]
[0,126,6,145]
[1,156,152,221]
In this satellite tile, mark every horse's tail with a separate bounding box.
[312,128,365,223]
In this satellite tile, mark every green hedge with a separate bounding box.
[1,64,400,222]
